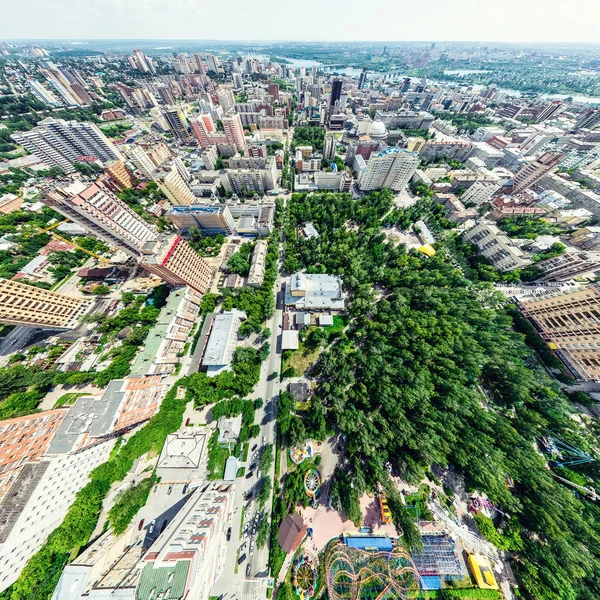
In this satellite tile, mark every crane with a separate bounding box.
[35,220,111,264]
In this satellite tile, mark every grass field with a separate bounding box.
[284,315,348,376]
[53,392,87,408]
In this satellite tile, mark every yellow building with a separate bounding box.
[467,554,499,590]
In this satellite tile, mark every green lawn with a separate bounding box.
[284,316,348,376]
[287,339,321,375]
[53,392,87,408]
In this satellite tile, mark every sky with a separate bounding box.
[2,0,600,44]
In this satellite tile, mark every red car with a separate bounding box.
[138,519,145,531]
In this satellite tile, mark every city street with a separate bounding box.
[211,215,287,600]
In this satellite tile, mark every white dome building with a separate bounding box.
[369,119,389,141]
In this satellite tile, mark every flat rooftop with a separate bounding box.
[130,287,187,376]
[48,381,126,454]
[201,310,245,367]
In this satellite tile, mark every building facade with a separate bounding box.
[11,118,123,173]
[0,409,69,498]
[140,235,213,294]
[44,180,157,258]
[512,152,562,193]
[0,278,89,329]
[154,163,197,206]
[518,285,600,380]
[358,147,419,192]
[166,205,235,235]
[462,221,532,272]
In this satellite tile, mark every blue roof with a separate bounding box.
[420,576,442,590]
[344,535,393,551]
[170,205,224,214]
[375,146,418,159]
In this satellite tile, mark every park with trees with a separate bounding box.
[279,188,600,600]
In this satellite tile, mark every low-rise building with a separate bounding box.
[0,193,23,214]
[463,221,532,272]
[247,240,268,287]
[433,193,477,224]
[284,273,346,311]
[201,309,246,376]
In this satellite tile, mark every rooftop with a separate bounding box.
[130,287,187,376]
[157,430,209,470]
[285,273,346,311]
[201,309,246,368]
[47,384,125,454]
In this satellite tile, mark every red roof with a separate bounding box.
[39,240,75,255]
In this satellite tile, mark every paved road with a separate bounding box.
[211,208,287,600]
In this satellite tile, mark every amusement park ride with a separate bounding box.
[540,435,598,501]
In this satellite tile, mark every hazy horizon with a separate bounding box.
[3,0,600,45]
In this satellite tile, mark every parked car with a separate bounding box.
[160,519,168,533]
[226,526,232,541]
[153,484,158,494]
[167,485,173,495]
[246,564,252,578]
[138,519,145,531]
[238,553,247,565]
[249,463,257,471]
[246,470,254,479]
[249,541,254,555]
[182,484,188,495]
[148,520,156,534]
[251,444,258,452]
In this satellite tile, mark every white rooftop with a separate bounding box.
[284,273,346,311]
[201,309,246,370]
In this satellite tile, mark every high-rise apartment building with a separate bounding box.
[190,113,225,149]
[268,82,280,103]
[518,285,600,380]
[0,278,89,329]
[322,134,336,161]
[131,49,155,74]
[43,180,157,258]
[222,112,246,151]
[358,68,368,90]
[217,87,235,113]
[11,118,123,173]
[0,409,69,499]
[576,108,600,131]
[103,159,136,191]
[358,147,419,192]
[162,107,190,142]
[140,235,213,294]
[330,78,342,108]
[154,163,197,206]
[535,100,564,123]
[512,152,562,193]
[124,140,171,177]
[193,53,206,76]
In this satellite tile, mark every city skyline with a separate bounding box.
[3,0,600,44]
